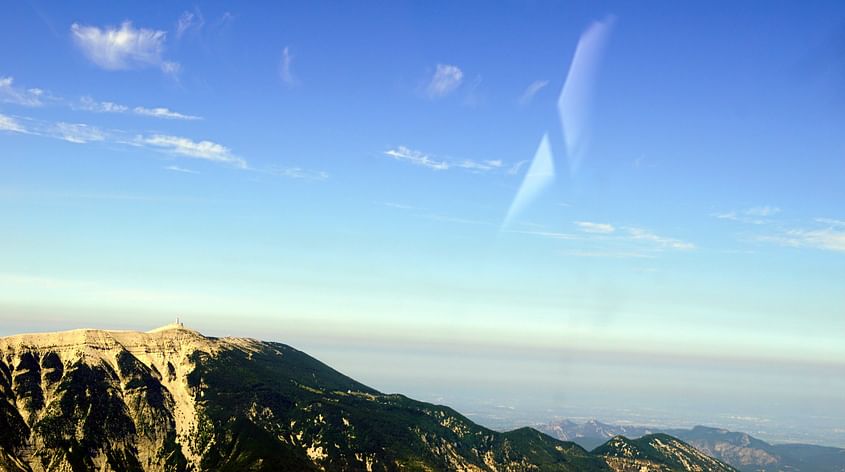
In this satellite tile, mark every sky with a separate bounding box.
[2,0,845,446]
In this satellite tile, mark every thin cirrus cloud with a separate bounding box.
[384,146,449,170]
[575,221,615,234]
[384,146,505,173]
[1,76,200,120]
[514,224,695,254]
[176,9,205,39]
[279,47,299,87]
[518,79,549,105]
[164,165,199,174]
[626,227,695,250]
[755,218,845,253]
[425,64,463,98]
[70,21,179,75]
[136,134,247,168]
[267,166,329,181]
[78,96,201,120]
[0,76,48,107]
[713,205,781,225]
[53,122,106,144]
[133,106,200,120]
[0,113,27,133]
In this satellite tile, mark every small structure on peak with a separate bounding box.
[147,319,188,334]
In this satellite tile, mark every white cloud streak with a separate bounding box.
[384,146,507,173]
[77,96,200,120]
[70,21,177,74]
[279,47,298,87]
[518,79,549,105]
[626,227,695,250]
[514,224,695,255]
[0,113,27,133]
[384,146,450,170]
[53,122,106,144]
[0,76,47,106]
[756,220,845,253]
[268,166,329,180]
[133,106,200,120]
[712,206,781,225]
[164,165,199,174]
[176,10,204,39]
[425,64,463,98]
[746,206,780,217]
[575,221,615,234]
[137,134,246,168]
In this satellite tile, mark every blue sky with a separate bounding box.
[2,1,844,444]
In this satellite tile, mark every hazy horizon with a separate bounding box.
[2,0,844,450]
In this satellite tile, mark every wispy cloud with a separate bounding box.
[70,21,178,74]
[518,79,549,105]
[756,219,845,253]
[267,166,328,180]
[137,134,246,168]
[77,96,201,120]
[0,113,27,133]
[816,218,845,227]
[176,9,204,39]
[279,46,298,87]
[384,146,449,170]
[384,146,507,173]
[53,122,106,144]
[164,165,199,174]
[746,206,780,217]
[77,96,128,113]
[575,221,615,234]
[787,228,845,252]
[626,227,695,250]
[454,159,503,171]
[0,76,49,107]
[133,106,200,120]
[513,224,695,254]
[712,205,781,225]
[1,75,198,120]
[425,64,463,98]
[2,111,253,173]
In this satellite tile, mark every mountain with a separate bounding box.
[592,434,738,472]
[540,419,656,451]
[666,426,845,472]
[539,420,845,472]
[1,324,729,471]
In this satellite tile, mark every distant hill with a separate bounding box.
[0,325,731,471]
[593,434,738,472]
[539,420,845,472]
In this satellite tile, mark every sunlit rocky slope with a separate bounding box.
[0,325,736,471]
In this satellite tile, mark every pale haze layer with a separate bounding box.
[1,1,844,447]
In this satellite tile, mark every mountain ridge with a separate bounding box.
[538,419,845,472]
[1,325,736,471]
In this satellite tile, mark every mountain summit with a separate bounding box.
[0,325,735,471]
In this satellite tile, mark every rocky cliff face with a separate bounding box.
[0,325,732,472]
[0,324,222,471]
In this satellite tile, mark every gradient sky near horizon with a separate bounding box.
[2,1,844,445]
